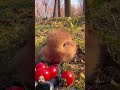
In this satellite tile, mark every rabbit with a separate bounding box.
[40,30,77,65]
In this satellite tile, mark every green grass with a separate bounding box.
[35,24,55,30]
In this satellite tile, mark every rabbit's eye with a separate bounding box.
[63,42,69,47]
[63,43,66,47]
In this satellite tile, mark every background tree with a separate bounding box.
[42,0,49,18]
[35,0,44,22]
[35,0,83,19]
[65,0,71,17]
[58,0,61,17]
[78,0,84,15]
[53,0,58,17]
[83,0,85,15]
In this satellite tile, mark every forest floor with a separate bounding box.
[35,16,85,90]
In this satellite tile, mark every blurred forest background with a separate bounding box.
[0,0,33,61]
[35,0,84,21]
[35,0,85,90]
[86,0,120,90]
[0,0,34,89]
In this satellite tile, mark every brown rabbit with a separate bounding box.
[40,30,77,64]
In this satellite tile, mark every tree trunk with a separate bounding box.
[65,0,71,17]
[58,0,61,17]
[83,0,85,15]
[45,3,47,18]
[53,0,57,17]
[44,0,48,19]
